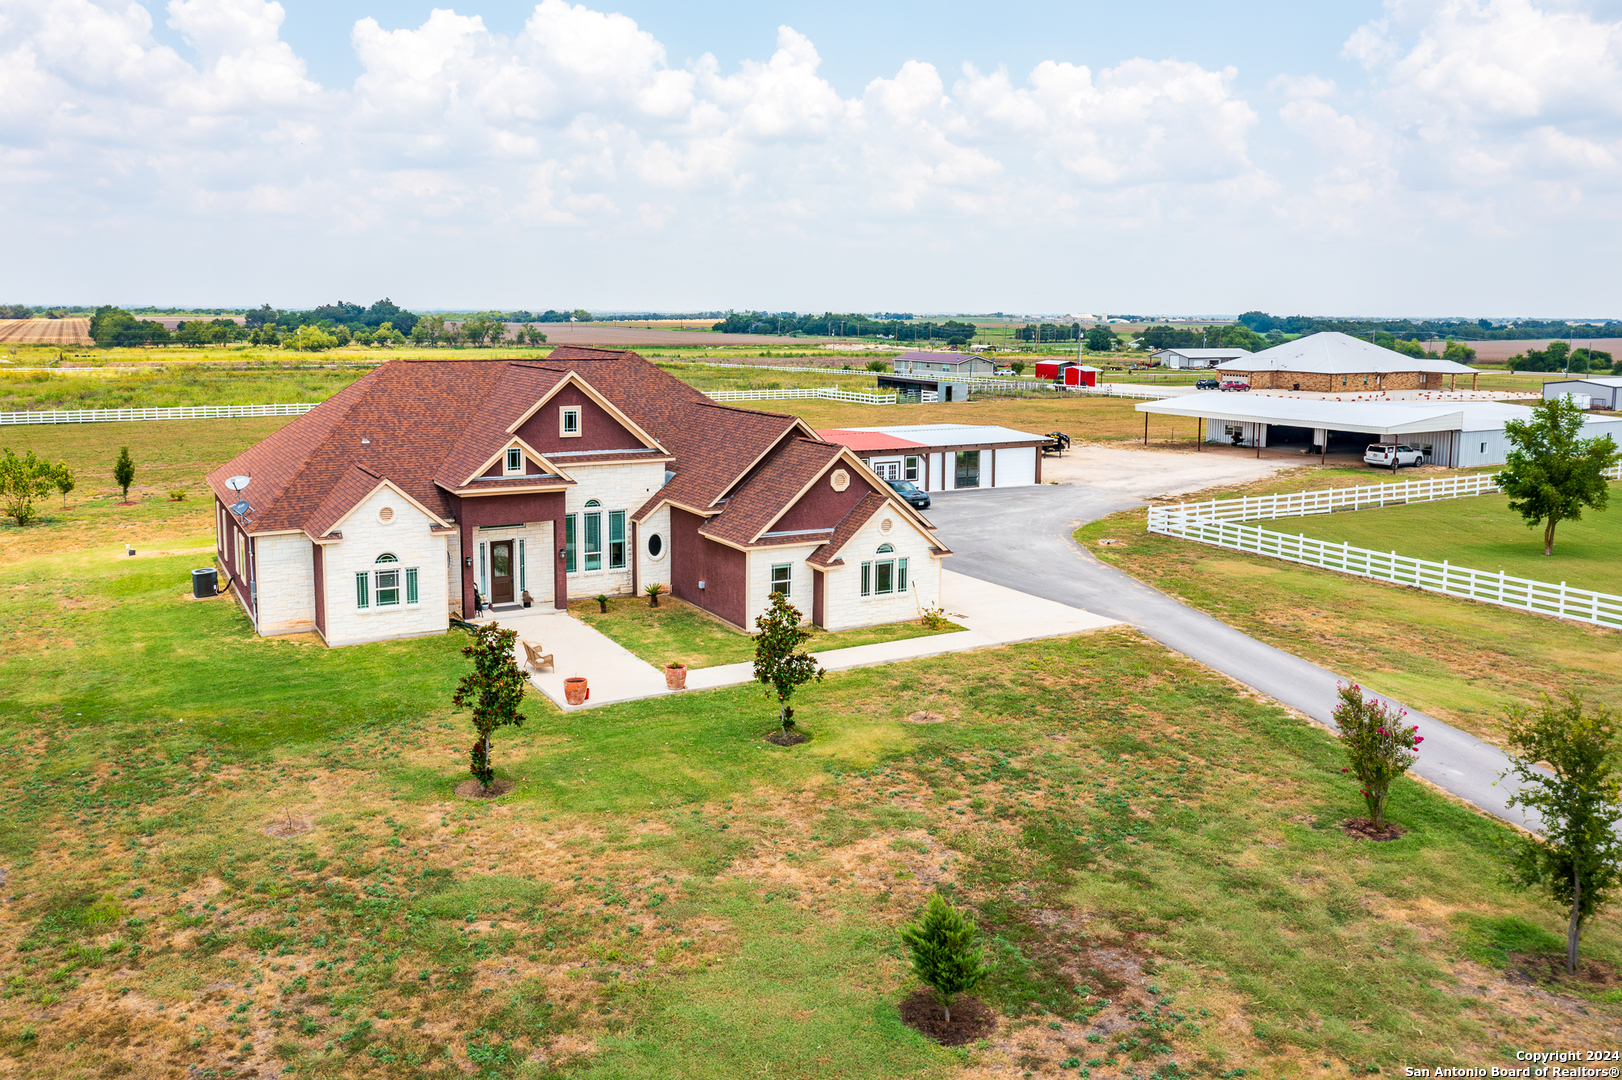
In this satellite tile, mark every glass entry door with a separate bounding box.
[490,541,514,604]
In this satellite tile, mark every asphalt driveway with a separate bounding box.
[926,482,1544,833]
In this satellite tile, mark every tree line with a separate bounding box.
[1509,342,1619,375]
[709,311,977,343]
[1239,310,1622,342]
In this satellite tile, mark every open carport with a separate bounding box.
[1132,393,1469,466]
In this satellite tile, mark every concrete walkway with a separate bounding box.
[485,570,1118,712]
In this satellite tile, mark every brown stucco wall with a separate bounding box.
[670,507,747,627]
[447,491,568,612]
[771,464,881,535]
[517,385,643,454]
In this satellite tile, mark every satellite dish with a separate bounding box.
[226,475,251,492]
[231,499,252,517]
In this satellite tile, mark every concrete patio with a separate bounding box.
[482,570,1118,711]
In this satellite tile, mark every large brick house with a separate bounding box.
[1214,332,1479,392]
[208,348,949,647]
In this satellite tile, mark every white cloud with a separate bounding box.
[9,0,1622,311]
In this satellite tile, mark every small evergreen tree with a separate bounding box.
[752,591,824,733]
[53,461,75,506]
[113,446,136,502]
[1500,695,1622,975]
[1334,683,1423,830]
[451,623,529,792]
[900,893,992,1024]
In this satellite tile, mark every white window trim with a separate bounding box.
[357,562,421,613]
[504,448,524,475]
[560,406,582,438]
[770,562,792,598]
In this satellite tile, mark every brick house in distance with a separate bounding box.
[1214,331,1479,392]
[208,348,949,646]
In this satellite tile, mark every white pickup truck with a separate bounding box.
[1364,443,1426,468]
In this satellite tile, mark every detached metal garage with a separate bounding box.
[818,424,1048,491]
[1132,393,1622,468]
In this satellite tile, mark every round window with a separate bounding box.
[647,533,664,559]
[377,506,395,524]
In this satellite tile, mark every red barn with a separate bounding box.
[1064,365,1100,387]
[1034,360,1074,381]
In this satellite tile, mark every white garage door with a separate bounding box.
[993,447,1037,487]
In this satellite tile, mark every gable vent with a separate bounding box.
[378,506,395,524]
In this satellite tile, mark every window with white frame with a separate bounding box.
[360,553,418,610]
[561,406,581,437]
[904,456,920,481]
[860,544,907,597]
[770,563,791,597]
[583,500,602,571]
[608,511,626,570]
[375,553,401,606]
[505,447,523,475]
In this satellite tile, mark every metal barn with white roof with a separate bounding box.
[1134,394,1622,468]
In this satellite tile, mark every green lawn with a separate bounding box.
[1265,492,1621,593]
[0,502,1618,1079]
[1077,497,1622,747]
[568,595,961,668]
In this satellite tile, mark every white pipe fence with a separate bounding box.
[1147,464,1622,630]
[1170,465,1622,524]
[704,386,898,405]
[0,402,321,425]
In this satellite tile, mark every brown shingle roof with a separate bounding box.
[210,350,824,543]
[699,438,844,547]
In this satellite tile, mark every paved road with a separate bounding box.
[926,485,1544,833]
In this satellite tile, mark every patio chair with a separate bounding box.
[520,640,554,674]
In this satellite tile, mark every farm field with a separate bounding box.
[0,318,92,346]
[1265,492,1622,595]
[1076,473,1622,747]
[0,493,1617,1078]
[566,595,959,669]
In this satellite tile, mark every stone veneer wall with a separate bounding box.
[818,503,942,632]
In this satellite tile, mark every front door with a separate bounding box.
[490,541,514,604]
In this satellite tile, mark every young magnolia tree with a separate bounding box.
[0,448,61,526]
[1500,695,1622,975]
[1497,396,1619,556]
[1334,683,1422,830]
[451,623,528,792]
[752,591,825,733]
[900,893,992,1024]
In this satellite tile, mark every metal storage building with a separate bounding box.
[1542,377,1622,410]
[817,424,1048,490]
[1154,347,1251,369]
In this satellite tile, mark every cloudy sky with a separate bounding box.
[4,0,1621,315]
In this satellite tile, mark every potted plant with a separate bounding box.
[563,677,589,706]
[595,593,610,614]
[521,589,533,609]
[644,582,664,607]
[664,661,687,690]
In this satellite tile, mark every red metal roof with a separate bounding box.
[816,429,926,452]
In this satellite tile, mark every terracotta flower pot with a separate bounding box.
[563,677,589,706]
[664,665,687,690]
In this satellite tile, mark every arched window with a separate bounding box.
[376,553,398,563]
[585,499,601,507]
[862,545,906,597]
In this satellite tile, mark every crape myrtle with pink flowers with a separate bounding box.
[1333,683,1423,831]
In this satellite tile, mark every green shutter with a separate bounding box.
[406,567,418,605]
[355,571,369,609]
[564,515,577,573]
[861,562,871,596]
